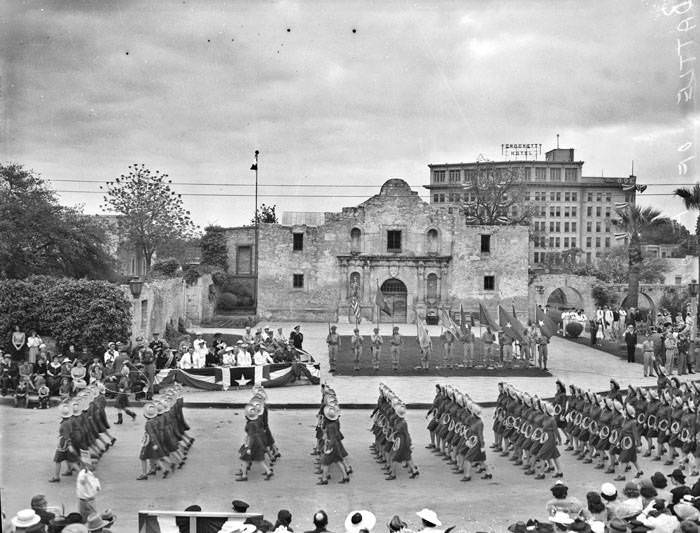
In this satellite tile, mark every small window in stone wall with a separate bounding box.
[140,300,148,329]
[387,230,402,252]
[427,229,438,254]
[350,228,361,253]
[483,276,495,291]
[426,273,438,300]
[293,233,304,251]
[293,274,304,288]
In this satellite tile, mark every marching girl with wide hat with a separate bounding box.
[654,389,673,462]
[679,398,697,475]
[596,396,614,472]
[643,388,661,458]
[534,402,563,479]
[236,402,273,481]
[615,403,642,481]
[524,398,547,476]
[137,402,171,480]
[491,382,508,452]
[666,394,685,465]
[317,403,350,485]
[386,402,419,480]
[460,401,492,482]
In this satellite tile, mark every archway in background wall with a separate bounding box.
[620,292,655,322]
[546,286,584,314]
[380,278,407,323]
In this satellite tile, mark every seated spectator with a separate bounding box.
[545,481,583,519]
[253,347,274,366]
[617,481,643,519]
[34,356,48,380]
[582,492,606,522]
[674,495,700,522]
[680,521,700,533]
[669,469,691,506]
[1,353,19,395]
[652,472,673,503]
[178,347,194,370]
[222,347,236,366]
[205,348,221,368]
[304,511,332,533]
[600,483,621,520]
[274,510,293,533]
[637,497,679,532]
[47,355,63,394]
[10,509,43,532]
[639,479,658,508]
[30,494,55,526]
[237,347,252,367]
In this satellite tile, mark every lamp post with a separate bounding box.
[689,279,698,341]
[128,277,144,299]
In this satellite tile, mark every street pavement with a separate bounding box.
[1,321,696,531]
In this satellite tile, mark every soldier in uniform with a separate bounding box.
[149,333,170,370]
[370,328,383,372]
[350,328,363,372]
[140,348,156,400]
[326,326,340,373]
[389,327,402,372]
[461,326,475,368]
[440,328,455,369]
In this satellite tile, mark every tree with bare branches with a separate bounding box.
[460,165,534,225]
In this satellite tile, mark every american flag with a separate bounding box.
[351,297,361,323]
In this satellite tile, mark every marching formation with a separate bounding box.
[49,382,117,483]
[426,384,493,482]
[236,384,280,481]
[137,383,195,480]
[370,384,420,480]
[492,382,564,480]
[313,384,352,484]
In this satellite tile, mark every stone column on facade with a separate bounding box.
[361,260,370,305]
[337,259,350,323]
[440,263,450,304]
[415,261,426,320]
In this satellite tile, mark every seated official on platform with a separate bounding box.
[253,347,274,365]
[236,346,252,367]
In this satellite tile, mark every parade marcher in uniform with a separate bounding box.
[390,327,402,372]
[115,367,137,424]
[290,325,304,351]
[150,332,171,370]
[440,328,454,369]
[615,403,642,481]
[461,325,475,368]
[535,402,563,479]
[370,328,383,372]
[384,401,419,480]
[317,403,350,485]
[326,325,340,374]
[351,328,363,372]
[236,403,273,481]
[49,401,81,483]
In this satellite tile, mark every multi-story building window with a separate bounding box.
[572,192,577,201]
[587,222,592,232]
[433,194,439,203]
[587,192,593,202]
[549,237,555,248]
[595,237,601,247]
[605,237,610,248]
[465,170,475,183]
[293,273,304,288]
[549,222,555,232]
[565,168,577,182]
[595,222,601,232]
[606,193,611,202]
[535,167,546,181]
[556,192,561,201]
[586,236,592,248]
[596,193,602,202]
[571,207,577,216]
[550,192,556,201]
[555,222,561,232]
[556,207,561,217]
[564,237,569,248]
[551,168,561,182]
[605,207,611,218]
[293,232,304,251]
[387,230,402,252]
[571,238,576,248]
[449,169,460,182]
[483,275,495,290]
[605,222,611,232]
[596,206,601,217]
[564,222,570,232]
[564,207,570,217]
[572,222,577,232]
[434,170,445,183]
[555,237,560,247]
[587,206,592,216]
[550,207,555,217]
[524,168,532,181]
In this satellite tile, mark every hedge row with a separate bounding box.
[0,276,132,355]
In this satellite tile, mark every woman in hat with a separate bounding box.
[461,403,492,481]
[114,367,136,424]
[666,395,685,466]
[679,398,697,475]
[385,403,419,480]
[136,402,173,480]
[615,403,642,481]
[236,403,273,481]
[317,405,349,485]
[344,511,376,533]
[535,402,563,479]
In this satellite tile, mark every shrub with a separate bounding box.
[218,292,240,311]
[151,258,180,277]
[201,226,229,271]
[565,321,584,338]
[0,276,131,354]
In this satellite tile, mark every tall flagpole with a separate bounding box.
[253,150,259,313]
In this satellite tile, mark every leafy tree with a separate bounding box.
[201,225,229,271]
[640,217,690,246]
[0,163,115,279]
[460,165,534,225]
[101,164,199,272]
[251,203,278,224]
[591,284,619,309]
[674,185,700,293]
[612,204,664,308]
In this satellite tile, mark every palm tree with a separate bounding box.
[613,204,664,308]
[674,184,700,310]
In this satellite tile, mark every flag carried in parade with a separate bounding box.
[440,308,461,340]
[536,306,557,338]
[416,315,432,351]
[498,305,525,343]
[375,282,392,316]
[459,303,471,336]
[351,297,361,323]
[478,302,500,331]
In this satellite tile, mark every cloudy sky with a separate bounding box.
[2,0,697,228]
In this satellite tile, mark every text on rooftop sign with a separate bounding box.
[501,144,542,159]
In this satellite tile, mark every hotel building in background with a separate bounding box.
[424,146,637,265]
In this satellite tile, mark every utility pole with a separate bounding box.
[252,150,259,313]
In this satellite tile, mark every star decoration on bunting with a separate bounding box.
[235,376,251,386]
[505,322,512,328]
[538,320,545,327]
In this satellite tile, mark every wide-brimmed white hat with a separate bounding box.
[12,509,41,529]
[416,509,441,527]
[549,511,573,525]
[220,521,258,533]
[344,510,376,533]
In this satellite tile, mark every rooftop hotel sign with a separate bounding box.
[501,143,542,159]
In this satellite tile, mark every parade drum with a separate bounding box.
[658,419,669,432]
[574,412,583,426]
[648,415,657,429]
[454,423,464,433]
[554,404,562,416]
[448,420,455,432]
[589,421,599,435]
[621,435,634,450]
[440,413,450,425]
[467,435,478,448]
[637,413,646,425]
[524,424,533,438]
[505,416,515,429]
[513,418,521,431]
[539,433,549,444]
[393,437,401,451]
[531,428,543,441]
[609,429,619,445]
[671,421,681,434]
[600,426,610,439]
[582,417,591,430]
